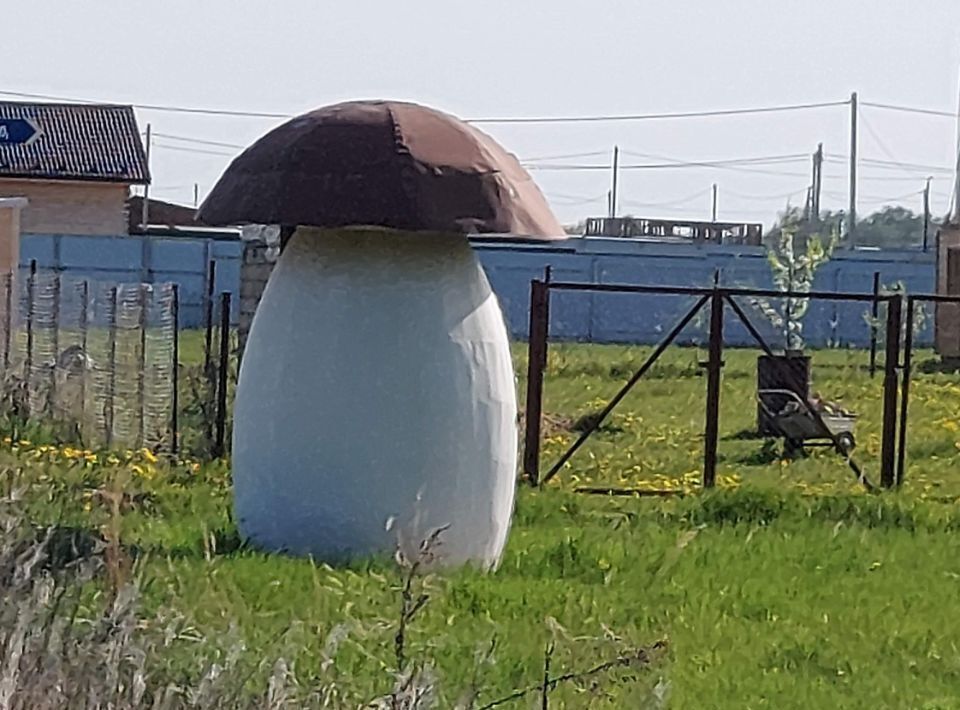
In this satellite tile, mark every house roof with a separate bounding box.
[127,195,202,232]
[0,101,149,184]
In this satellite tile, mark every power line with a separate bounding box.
[2,86,955,133]
[824,152,952,173]
[521,150,608,162]
[846,159,950,175]
[823,188,923,204]
[469,100,848,124]
[151,141,236,157]
[721,187,808,201]
[528,151,811,177]
[821,171,947,183]
[859,158,952,174]
[618,149,811,178]
[619,187,713,208]
[618,149,808,164]
[0,88,847,124]
[151,132,246,149]
[861,100,956,119]
[0,89,293,119]
[856,111,953,178]
[546,192,608,205]
[527,164,810,177]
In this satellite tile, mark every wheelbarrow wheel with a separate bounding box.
[835,432,856,455]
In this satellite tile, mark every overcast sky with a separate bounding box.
[4,0,960,226]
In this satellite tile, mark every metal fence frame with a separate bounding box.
[897,292,960,485]
[522,274,924,493]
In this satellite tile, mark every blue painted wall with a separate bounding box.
[21,232,241,328]
[21,232,936,347]
[473,238,936,348]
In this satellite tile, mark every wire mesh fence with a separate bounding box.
[1,268,178,451]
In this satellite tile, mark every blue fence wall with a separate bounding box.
[474,238,936,348]
[21,232,241,328]
[21,232,936,347]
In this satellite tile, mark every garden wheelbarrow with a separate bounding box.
[757,388,857,456]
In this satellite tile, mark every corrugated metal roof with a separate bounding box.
[0,101,149,184]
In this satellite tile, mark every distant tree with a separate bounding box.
[855,206,941,249]
[753,215,837,350]
[563,220,586,235]
[766,205,942,250]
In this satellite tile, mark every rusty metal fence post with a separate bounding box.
[2,272,12,373]
[869,271,881,378]
[523,277,551,485]
[896,296,915,486]
[702,289,724,488]
[78,280,89,430]
[25,260,37,395]
[212,291,231,458]
[879,295,902,488]
[203,259,216,377]
[170,284,180,456]
[105,286,119,448]
[48,272,61,410]
[137,284,148,448]
[203,260,217,452]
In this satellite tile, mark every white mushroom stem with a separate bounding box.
[232,227,518,567]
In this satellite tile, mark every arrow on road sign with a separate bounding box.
[0,118,42,147]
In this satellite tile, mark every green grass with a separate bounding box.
[524,343,960,498]
[5,341,960,707]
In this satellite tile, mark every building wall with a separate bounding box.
[239,241,277,357]
[0,200,24,332]
[0,179,130,236]
[0,201,22,273]
[936,225,960,357]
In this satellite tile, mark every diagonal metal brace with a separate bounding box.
[540,295,709,486]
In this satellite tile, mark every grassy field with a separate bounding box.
[528,343,960,498]
[4,342,960,707]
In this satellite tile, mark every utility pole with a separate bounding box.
[141,123,151,230]
[812,142,823,222]
[848,92,858,245]
[953,75,960,224]
[609,145,620,217]
[923,177,931,251]
[711,183,718,222]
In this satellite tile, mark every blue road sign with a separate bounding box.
[0,118,41,146]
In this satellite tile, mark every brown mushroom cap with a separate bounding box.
[197,100,565,238]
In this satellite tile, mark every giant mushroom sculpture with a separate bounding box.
[199,100,563,568]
